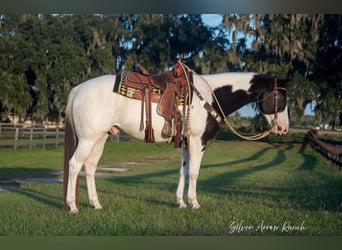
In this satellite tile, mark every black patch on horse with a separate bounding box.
[200,74,288,148]
[249,74,288,114]
[113,72,124,93]
[200,85,252,149]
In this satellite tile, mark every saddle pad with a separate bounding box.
[113,72,161,102]
[126,72,151,86]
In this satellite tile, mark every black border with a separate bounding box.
[0,237,341,250]
[0,0,341,249]
[1,0,342,13]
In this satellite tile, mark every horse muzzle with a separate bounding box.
[271,121,289,135]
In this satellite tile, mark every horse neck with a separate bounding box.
[198,72,258,116]
[212,86,254,116]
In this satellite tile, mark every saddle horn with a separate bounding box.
[173,58,184,78]
[134,64,149,75]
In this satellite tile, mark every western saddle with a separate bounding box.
[113,59,192,147]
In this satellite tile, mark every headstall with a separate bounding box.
[179,62,287,141]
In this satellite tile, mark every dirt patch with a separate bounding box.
[0,171,62,192]
[0,185,20,191]
[113,161,144,167]
[0,162,142,191]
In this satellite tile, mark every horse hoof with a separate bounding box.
[94,205,103,211]
[188,198,201,210]
[191,205,201,210]
[191,203,201,210]
[177,198,187,209]
[90,200,103,210]
[68,203,79,214]
[178,203,188,209]
[70,208,79,214]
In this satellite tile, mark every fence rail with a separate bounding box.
[0,123,64,150]
[0,123,307,151]
[0,123,133,150]
[307,132,342,170]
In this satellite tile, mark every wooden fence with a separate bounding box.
[0,123,307,151]
[0,123,64,150]
[307,132,342,170]
[0,123,132,151]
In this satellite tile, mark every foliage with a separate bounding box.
[0,14,341,127]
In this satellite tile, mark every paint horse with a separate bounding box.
[63,62,289,213]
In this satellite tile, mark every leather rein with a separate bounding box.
[179,62,286,141]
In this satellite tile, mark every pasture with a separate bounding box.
[0,139,341,236]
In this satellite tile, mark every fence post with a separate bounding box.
[43,128,46,150]
[29,128,33,150]
[55,128,59,149]
[14,127,19,151]
[0,123,2,139]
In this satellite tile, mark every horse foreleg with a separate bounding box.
[176,146,189,208]
[84,133,108,210]
[187,136,205,209]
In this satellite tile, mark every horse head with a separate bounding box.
[249,75,289,135]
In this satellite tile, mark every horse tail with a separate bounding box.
[63,86,79,209]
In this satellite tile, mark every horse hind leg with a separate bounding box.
[84,133,108,210]
[66,139,98,213]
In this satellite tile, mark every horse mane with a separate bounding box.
[249,74,289,96]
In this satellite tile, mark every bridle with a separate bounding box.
[179,61,287,141]
[218,78,286,141]
[256,78,288,132]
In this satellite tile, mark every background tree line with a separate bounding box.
[0,14,341,128]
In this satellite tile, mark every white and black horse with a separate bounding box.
[63,66,289,213]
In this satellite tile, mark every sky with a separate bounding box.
[201,14,315,117]
[201,14,259,117]
[201,14,223,26]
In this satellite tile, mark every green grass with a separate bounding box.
[0,140,341,236]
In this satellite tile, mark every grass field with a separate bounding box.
[0,139,341,236]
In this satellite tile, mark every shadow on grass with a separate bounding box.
[6,141,339,213]
[0,167,53,181]
[94,185,177,209]
[203,145,271,169]
[297,140,317,171]
[96,143,294,209]
[0,167,63,209]
[200,142,341,212]
[15,188,62,209]
[96,167,179,208]
[201,144,288,190]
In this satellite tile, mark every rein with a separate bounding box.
[179,62,283,141]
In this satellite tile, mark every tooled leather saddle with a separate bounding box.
[113,59,192,147]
